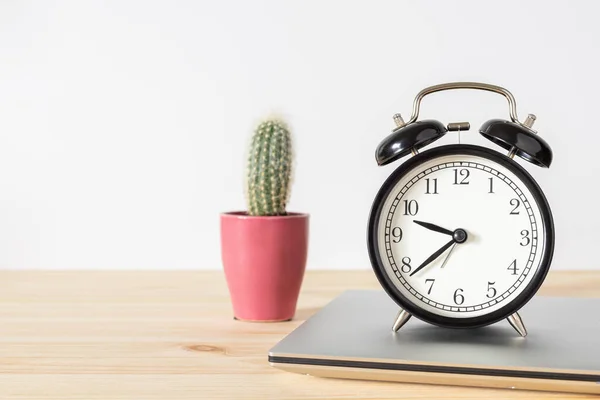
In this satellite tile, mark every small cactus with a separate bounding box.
[246,119,293,216]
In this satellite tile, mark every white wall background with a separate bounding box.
[0,0,597,270]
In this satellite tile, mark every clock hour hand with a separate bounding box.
[413,220,454,236]
[409,238,455,277]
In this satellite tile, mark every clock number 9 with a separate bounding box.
[401,257,411,273]
[391,227,403,243]
[453,288,465,305]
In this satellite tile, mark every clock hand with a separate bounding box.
[440,242,457,269]
[413,220,454,236]
[409,238,456,277]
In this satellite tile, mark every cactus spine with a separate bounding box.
[246,119,292,216]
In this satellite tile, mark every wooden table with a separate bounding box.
[0,271,599,399]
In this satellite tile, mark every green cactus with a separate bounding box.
[246,119,293,216]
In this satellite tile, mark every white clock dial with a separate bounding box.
[375,152,548,319]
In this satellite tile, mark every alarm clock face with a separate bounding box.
[368,145,554,328]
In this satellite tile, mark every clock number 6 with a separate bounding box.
[453,288,464,305]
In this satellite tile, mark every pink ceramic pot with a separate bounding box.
[220,212,309,322]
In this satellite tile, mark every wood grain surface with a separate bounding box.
[0,270,598,399]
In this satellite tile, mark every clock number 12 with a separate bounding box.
[453,169,470,185]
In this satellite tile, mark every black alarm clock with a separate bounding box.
[367,82,554,337]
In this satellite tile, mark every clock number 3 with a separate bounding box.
[520,229,531,246]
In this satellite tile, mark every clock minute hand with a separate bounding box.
[409,238,455,277]
[413,220,454,236]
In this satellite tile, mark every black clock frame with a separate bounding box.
[367,144,555,329]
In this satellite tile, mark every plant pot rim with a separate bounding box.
[221,211,309,220]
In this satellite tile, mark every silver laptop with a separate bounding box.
[269,290,600,394]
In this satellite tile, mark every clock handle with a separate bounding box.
[406,82,530,129]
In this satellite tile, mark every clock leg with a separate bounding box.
[392,309,412,332]
[507,312,527,337]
